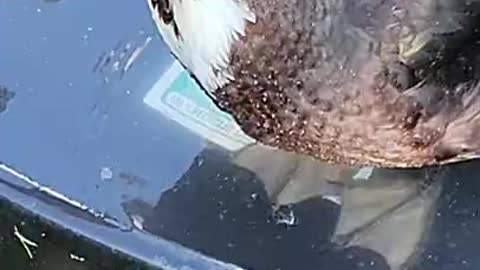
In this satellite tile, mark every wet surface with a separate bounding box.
[2,0,480,270]
[0,0,203,227]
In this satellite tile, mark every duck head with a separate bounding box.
[146,0,480,168]
[147,0,256,93]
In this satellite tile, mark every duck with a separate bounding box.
[145,0,480,168]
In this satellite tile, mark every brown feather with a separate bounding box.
[150,0,480,168]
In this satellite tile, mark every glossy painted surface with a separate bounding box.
[0,0,206,225]
[0,0,223,268]
[2,1,480,270]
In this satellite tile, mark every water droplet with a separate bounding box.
[100,167,113,180]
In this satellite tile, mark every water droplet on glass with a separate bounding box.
[100,167,113,180]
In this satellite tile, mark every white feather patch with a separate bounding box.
[147,0,256,95]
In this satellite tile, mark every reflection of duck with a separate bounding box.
[146,0,480,168]
[124,145,392,270]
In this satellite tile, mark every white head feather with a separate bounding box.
[146,0,256,95]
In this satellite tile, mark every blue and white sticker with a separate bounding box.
[144,60,255,151]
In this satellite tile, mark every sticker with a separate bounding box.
[144,60,255,151]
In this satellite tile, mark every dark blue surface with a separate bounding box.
[0,0,226,268]
[0,0,205,226]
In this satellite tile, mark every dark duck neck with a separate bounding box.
[147,0,480,168]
